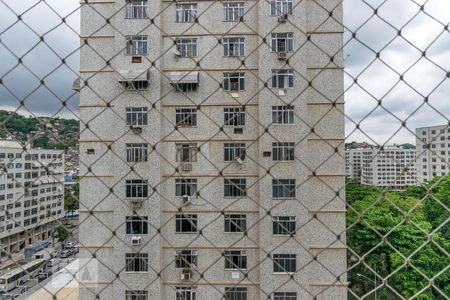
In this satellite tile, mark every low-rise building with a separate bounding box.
[346,145,417,190]
[0,140,64,262]
[416,125,450,183]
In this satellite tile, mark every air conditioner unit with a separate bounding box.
[131,236,141,246]
[182,163,192,172]
[131,201,142,209]
[278,15,287,23]
[182,195,191,205]
[181,272,192,281]
[277,52,287,60]
[131,126,143,135]
[278,89,287,96]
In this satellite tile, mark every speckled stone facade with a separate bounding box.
[79,0,346,299]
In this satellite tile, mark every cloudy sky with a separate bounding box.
[0,0,449,145]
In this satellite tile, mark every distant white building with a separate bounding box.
[346,145,417,190]
[416,125,450,183]
[0,140,64,260]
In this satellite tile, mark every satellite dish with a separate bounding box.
[235,157,243,165]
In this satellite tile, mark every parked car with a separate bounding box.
[60,250,71,258]
[72,245,79,254]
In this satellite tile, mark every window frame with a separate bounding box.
[272,179,296,199]
[126,0,148,19]
[223,37,245,57]
[272,216,296,235]
[175,249,198,268]
[125,179,149,199]
[175,286,197,300]
[175,214,198,233]
[272,106,294,125]
[224,178,247,197]
[125,253,149,272]
[224,143,246,162]
[176,4,197,23]
[126,107,148,126]
[224,214,247,233]
[224,107,246,126]
[126,216,149,235]
[272,69,294,89]
[176,108,197,127]
[273,254,296,273]
[126,35,148,56]
[223,72,245,91]
[126,143,148,162]
[223,2,244,21]
[270,0,293,16]
[224,250,247,269]
[224,287,248,300]
[273,292,297,300]
[176,38,198,57]
[175,178,198,196]
[271,33,293,53]
[272,142,295,161]
[176,143,198,162]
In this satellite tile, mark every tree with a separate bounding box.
[55,225,69,244]
[347,180,450,299]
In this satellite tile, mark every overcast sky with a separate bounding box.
[0,0,449,145]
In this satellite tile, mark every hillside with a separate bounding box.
[0,110,79,150]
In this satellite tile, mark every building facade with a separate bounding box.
[0,140,64,261]
[346,146,417,190]
[79,0,346,299]
[416,125,450,183]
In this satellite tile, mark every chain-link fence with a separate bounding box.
[0,0,449,299]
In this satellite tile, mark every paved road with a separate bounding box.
[3,253,78,300]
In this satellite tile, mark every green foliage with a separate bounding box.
[64,185,79,215]
[347,179,450,299]
[0,110,79,149]
[55,225,69,243]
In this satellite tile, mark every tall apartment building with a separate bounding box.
[416,125,450,183]
[346,146,417,190]
[79,0,346,299]
[0,140,64,261]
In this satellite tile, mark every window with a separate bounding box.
[176,144,197,162]
[224,287,247,300]
[176,286,197,300]
[176,38,197,57]
[272,69,293,88]
[223,73,245,91]
[272,106,294,124]
[124,80,149,91]
[175,178,197,196]
[175,83,198,92]
[273,254,296,273]
[272,142,295,161]
[224,143,246,162]
[224,214,246,232]
[224,107,245,126]
[224,178,247,197]
[271,0,292,15]
[272,179,296,198]
[126,144,148,162]
[126,180,148,198]
[125,253,148,272]
[223,37,245,57]
[175,250,198,268]
[223,3,244,21]
[126,36,148,55]
[176,4,197,23]
[126,107,148,126]
[224,251,247,269]
[176,214,198,233]
[126,216,148,234]
[125,291,148,300]
[126,0,148,19]
[272,216,296,235]
[273,292,297,300]
[271,33,293,52]
[176,108,197,126]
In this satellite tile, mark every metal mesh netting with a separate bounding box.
[0,0,448,299]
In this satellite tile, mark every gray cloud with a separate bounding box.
[0,0,449,144]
